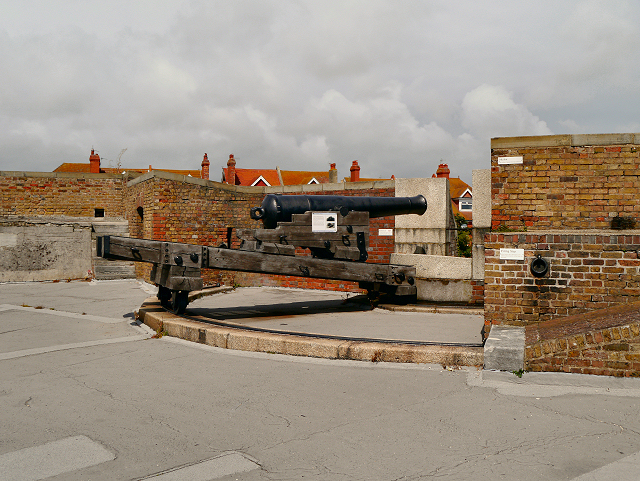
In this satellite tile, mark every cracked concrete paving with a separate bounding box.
[1,281,640,480]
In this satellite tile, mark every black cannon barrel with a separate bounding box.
[251,194,427,229]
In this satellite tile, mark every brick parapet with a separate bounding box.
[127,175,395,290]
[0,173,126,218]
[490,137,640,231]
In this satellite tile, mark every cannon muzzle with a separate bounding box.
[250,194,427,229]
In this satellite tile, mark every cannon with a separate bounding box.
[251,194,427,228]
[97,193,427,314]
[239,194,426,262]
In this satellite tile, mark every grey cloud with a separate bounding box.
[0,0,639,183]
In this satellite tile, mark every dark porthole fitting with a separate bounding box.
[530,255,549,278]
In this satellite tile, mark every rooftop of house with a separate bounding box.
[222,156,390,186]
[432,163,472,222]
[53,150,209,179]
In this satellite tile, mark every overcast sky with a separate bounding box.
[1,1,639,183]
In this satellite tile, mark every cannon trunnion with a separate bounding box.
[97,194,426,314]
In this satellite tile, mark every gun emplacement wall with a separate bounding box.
[486,134,640,328]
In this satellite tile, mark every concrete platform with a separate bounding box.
[138,287,485,367]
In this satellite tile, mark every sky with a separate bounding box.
[1,0,639,183]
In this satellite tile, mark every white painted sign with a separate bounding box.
[498,156,524,165]
[500,248,525,260]
[311,212,338,233]
[378,228,393,236]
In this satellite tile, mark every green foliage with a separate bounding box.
[454,213,472,258]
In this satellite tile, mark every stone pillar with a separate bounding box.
[471,169,491,280]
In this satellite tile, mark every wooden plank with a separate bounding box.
[103,237,162,263]
[206,247,415,285]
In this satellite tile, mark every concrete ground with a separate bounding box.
[2,280,640,480]
[187,287,484,344]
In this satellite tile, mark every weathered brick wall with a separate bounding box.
[491,134,640,231]
[126,172,395,291]
[486,134,640,327]
[0,170,396,292]
[485,232,640,327]
[525,301,640,377]
[0,172,126,217]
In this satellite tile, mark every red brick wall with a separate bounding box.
[0,173,126,217]
[1,170,396,293]
[125,174,395,291]
[491,137,640,231]
[485,232,640,327]
[487,134,640,327]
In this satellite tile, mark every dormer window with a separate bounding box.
[251,175,271,187]
[308,177,319,184]
[459,200,472,211]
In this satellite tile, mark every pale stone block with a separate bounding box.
[395,177,449,229]
[472,169,491,228]
[391,253,472,279]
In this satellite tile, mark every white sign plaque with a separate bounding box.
[498,156,524,165]
[378,228,393,236]
[311,212,338,233]
[500,248,525,260]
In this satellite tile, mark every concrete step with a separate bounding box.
[94,262,136,280]
[91,221,135,280]
[92,224,130,236]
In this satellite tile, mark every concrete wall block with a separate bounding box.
[391,253,472,279]
[395,177,449,229]
[414,278,473,303]
[0,222,92,282]
[395,227,446,245]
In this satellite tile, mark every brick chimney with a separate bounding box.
[226,154,236,185]
[201,153,210,180]
[435,163,450,179]
[350,160,360,182]
[89,149,101,173]
[329,163,338,183]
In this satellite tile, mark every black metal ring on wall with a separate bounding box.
[530,255,549,278]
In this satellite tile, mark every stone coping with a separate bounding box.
[137,296,483,367]
[491,133,640,149]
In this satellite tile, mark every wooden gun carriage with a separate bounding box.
[97,194,426,314]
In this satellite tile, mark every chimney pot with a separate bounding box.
[226,154,236,184]
[350,160,360,182]
[201,153,210,180]
[89,149,101,173]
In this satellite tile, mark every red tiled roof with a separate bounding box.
[223,168,281,186]
[281,171,330,185]
[449,177,472,199]
[53,163,91,173]
[222,168,333,186]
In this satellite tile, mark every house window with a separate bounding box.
[94,208,105,217]
[459,200,472,211]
